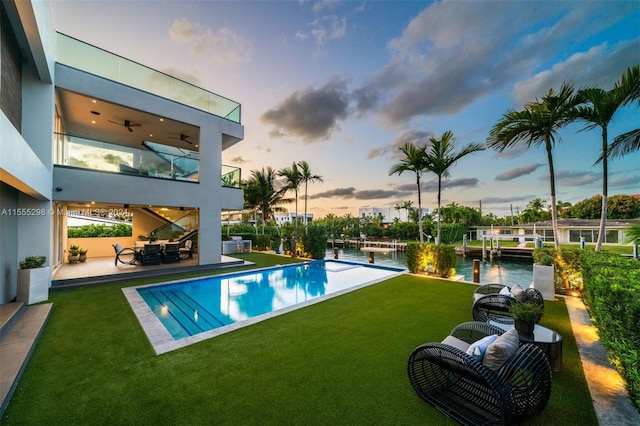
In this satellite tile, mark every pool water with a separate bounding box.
[325,248,533,285]
[135,259,403,341]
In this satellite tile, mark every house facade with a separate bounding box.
[0,0,244,304]
[472,219,638,246]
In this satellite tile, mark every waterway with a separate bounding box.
[324,247,533,285]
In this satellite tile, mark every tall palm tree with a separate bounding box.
[487,83,584,249]
[574,65,640,250]
[297,161,324,229]
[243,167,292,232]
[424,131,485,245]
[389,142,428,243]
[277,162,302,230]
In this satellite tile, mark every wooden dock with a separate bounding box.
[457,246,533,261]
[327,239,407,252]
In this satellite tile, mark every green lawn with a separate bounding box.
[3,253,597,425]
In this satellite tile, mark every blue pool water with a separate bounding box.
[325,248,533,285]
[136,259,403,340]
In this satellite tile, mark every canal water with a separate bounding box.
[325,247,533,286]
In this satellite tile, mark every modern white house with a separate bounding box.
[358,206,429,225]
[0,0,244,304]
[472,219,639,246]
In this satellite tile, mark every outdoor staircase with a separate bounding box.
[0,302,53,416]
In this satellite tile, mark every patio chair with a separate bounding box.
[179,240,193,259]
[139,243,162,266]
[162,242,180,264]
[408,321,552,425]
[472,283,544,324]
[112,243,137,266]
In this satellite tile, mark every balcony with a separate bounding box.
[54,133,241,188]
[56,33,241,123]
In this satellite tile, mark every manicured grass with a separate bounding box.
[3,253,597,425]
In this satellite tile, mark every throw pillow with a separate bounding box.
[442,335,470,352]
[466,334,499,361]
[499,286,514,298]
[482,329,520,370]
[510,283,527,302]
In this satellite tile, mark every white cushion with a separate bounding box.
[510,283,527,302]
[482,329,520,370]
[441,335,470,352]
[466,334,499,361]
[499,286,514,298]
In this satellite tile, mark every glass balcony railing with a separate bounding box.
[56,33,241,123]
[221,165,241,188]
[54,133,199,182]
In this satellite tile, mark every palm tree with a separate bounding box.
[394,200,413,223]
[243,167,292,232]
[389,142,428,243]
[625,222,640,246]
[297,161,323,229]
[487,83,584,249]
[574,65,640,250]
[424,131,485,245]
[277,162,302,230]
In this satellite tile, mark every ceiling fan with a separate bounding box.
[108,119,142,132]
[169,133,192,144]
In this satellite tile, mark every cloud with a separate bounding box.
[542,170,600,186]
[495,163,543,181]
[261,77,350,142]
[491,144,530,159]
[367,129,432,160]
[513,39,640,105]
[477,195,535,205]
[422,178,480,192]
[230,156,247,164]
[309,187,404,200]
[312,0,340,13]
[354,1,636,125]
[169,17,252,67]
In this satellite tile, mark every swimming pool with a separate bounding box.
[123,259,404,354]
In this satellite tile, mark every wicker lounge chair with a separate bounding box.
[472,284,544,324]
[179,240,193,259]
[408,321,552,425]
[112,243,137,266]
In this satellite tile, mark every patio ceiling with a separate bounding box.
[55,88,200,152]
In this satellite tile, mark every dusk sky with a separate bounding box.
[51,0,640,218]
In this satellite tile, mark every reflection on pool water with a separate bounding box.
[325,248,533,285]
[134,259,404,342]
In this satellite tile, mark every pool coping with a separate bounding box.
[122,260,406,355]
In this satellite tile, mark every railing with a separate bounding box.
[221,165,241,188]
[56,33,241,123]
[55,133,242,187]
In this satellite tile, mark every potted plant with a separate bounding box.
[532,247,555,301]
[68,245,80,263]
[509,302,544,334]
[78,248,88,262]
[17,255,50,304]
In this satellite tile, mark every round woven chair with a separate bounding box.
[472,284,544,324]
[408,321,552,425]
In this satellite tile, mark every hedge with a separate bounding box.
[67,223,132,238]
[581,251,640,410]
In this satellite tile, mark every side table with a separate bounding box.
[490,321,563,372]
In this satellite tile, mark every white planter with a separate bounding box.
[532,264,555,301]
[17,266,51,305]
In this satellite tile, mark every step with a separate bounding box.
[0,302,25,338]
[0,303,53,416]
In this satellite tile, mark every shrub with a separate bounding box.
[301,224,328,259]
[405,243,427,273]
[68,223,132,238]
[581,250,640,410]
[19,256,47,269]
[405,243,456,277]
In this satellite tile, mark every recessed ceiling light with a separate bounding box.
[92,100,97,103]
[159,118,164,122]
[91,120,96,124]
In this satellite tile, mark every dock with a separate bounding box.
[327,239,407,252]
[457,246,533,261]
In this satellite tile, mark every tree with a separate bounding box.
[389,142,429,243]
[394,200,413,222]
[243,167,292,232]
[297,161,324,229]
[574,65,640,250]
[487,83,584,249]
[424,131,485,245]
[625,222,640,246]
[277,162,302,231]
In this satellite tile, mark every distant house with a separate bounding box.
[472,219,639,246]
